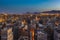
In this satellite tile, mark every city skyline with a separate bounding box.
[0,0,60,13]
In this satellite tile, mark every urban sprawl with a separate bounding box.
[0,13,60,40]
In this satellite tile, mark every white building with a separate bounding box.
[37,31,47,40]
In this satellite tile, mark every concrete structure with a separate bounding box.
[1,27,13,40]
[37,31,47,40]
[54,25,60,40]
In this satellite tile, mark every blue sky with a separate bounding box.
[0,0,60,13]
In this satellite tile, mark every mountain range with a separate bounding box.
[42,10,60,13]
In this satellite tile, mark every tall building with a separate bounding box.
[54,25,60,40]
[36,31,47,40]
[1,27,13,40]
[35,23,47,40]
[18,24,29,40]
[13,25,20,40]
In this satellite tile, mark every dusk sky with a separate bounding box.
[0,0,60,13]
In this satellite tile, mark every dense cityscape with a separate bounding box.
[0,0,60,40]
[0,13,60,40]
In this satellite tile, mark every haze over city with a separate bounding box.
[0,0,60,13]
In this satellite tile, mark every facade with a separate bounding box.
[36,31,47,40]
[18,24,29,40]
[54,27,60,40]
[18,36,29,40]
[1,27,13,40]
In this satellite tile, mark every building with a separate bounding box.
[1,27,13,40]
[36,30,47,40]
[18,24,29,40]
[54,25,60,40]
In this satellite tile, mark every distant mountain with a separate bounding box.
[42,10,60,13]
[25,12,40,14]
